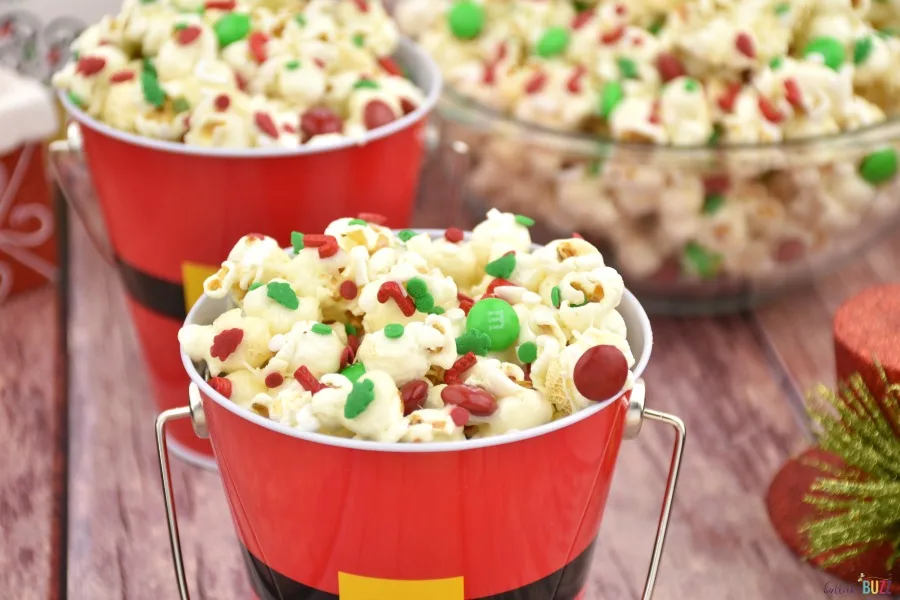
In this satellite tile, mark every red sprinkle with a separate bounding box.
[523,363,532,382]
[444,353,477,385]
[615,3,627,15]
[441,384,498,416]
[400,98,417,115]
[76,56,106,76]
[485,278,517,295]
[444,227,464,243]
[314,58,326,69]
[300,106,344,141]
[347,334,361,354]
[495,43,507,62]
[205,0,236,9]
[572,345,629,402]
[648,100,661,125]
[283,123,297,133]
[758,95,783,123]
[572,232,584,239]
[656,52,685,83]
[210,328,243,361]
[567,64,588,94]
[525,72,547,94]
[340,346,355,370]
[265,372,284,388]
[450,406,470,427]
[208,376,232,399]
[600,25,625,45]
[459,299,474,315]
[717,81,742,112]
[176,25,202,46]
[735,32,756,58]
[363,100,396,130]
[340,280,359,300]
[352,0,368,11]
[482,62,497,85]
[235,72,249,92]
[248,31,268,63]
[109,70,135,84]
[400,379,429,416]
[214,94,231,111]
[302,234,339,259]
[784,78,803,108]
[294,366,324,393]
[255,111,280,138]
[571,9,595,30]
[703,175,731,195]
[377,56,402,76]
[376,281,416,317]
[357,212,387,225]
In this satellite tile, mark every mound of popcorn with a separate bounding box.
[397,0,900,283]
[52,0,425,148]
[179,210,636,443]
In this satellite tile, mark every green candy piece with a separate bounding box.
[455,329,491,356]
[214,12,251,48]
[348,218,367,226]
[285,59,301,70]
[397,229,417,242]
[617,57,639,80]
[143,58,157,78]
[172,97,190,113]
[514,214,535,227]
[352,33,365,47]
[140,71,166,108]
[707,124,723,147]
[248,282,263,291]
[447,0,485,40]
[774,2,790,15]
[291,231,305,252]
[341,362,366,382]
[294,14,306,26]
[429,306,446,315]
[465,298,520,351]
[67,91,86,109]
[683,78,699,92]
[344,323,358,336]
[803,36,845,71]
[485,253,516,279]
[267,281,299,310]
[859,148,898,185]
[853,37,873,65]
[769,56,783,70]
[344,378,375,418]
[414,294,435,312]
[702,194,725,215]
[517,341,538,364]
[648,16,666,35]
[683,242,722,280]
[384,323,405,339]
[353,79,379,90]
[311,323,332,335]
[536,26,570,58]
[406,277,429,298]
[599,81,624,119]
[551,286,561,308]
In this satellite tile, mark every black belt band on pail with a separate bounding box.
[115,257,187,321]
[242,541,595,600]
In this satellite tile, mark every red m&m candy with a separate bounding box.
[572,345,629,402]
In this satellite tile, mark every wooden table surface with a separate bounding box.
[3,171,897,600]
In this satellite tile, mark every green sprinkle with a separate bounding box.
[285,59,301,70]
[311,323,333,335]
[139,0,156,4]
[140,71,166,108]
[648,16,666,35]
[802,36,845,71]
[854,37,874,64]
[514,214,535,227]
[465,298,520,352]
[352,33,365,47]
[683,242,722,280]
[406,277,429,299]
[341,362,366,382]
[294,13,306,26]
[344,378,376,419]
[683,78,699,92]
[397,229,417,242]
[878,28,898,38]
[348,218,367,226]
[67,91,85,108]
[344,323,358,336]
[172,97,190,113]
[248,282,263,291]
[769,56,784,70]
[574,1,591,11]
[353,79,379,90]
[455,329,491,356]
[214,12,251,48]
[384,323,405,339]
[415,294,435,312]
[174,22,189,31]
[291,231,305,252]
[587,159,604,176]
[447,0,485,40]
[617,57,639,80]
[517,341,538,364]
[774,2,790,15]
[551,286,561,308]
[536,26,570,58]
[702,194,725,215]
[72,50,80,60]
[485,253,517,279]
[707,124,722,146]
[267,281,299,310]
[859,147,898,185]
[599,81,624,119]
[429,306,446,315]
[142,58,157,78]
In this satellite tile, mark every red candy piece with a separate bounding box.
[340,280,359,300]
[255,111,280,138]
[265,372,284,388]
[600,25,625,45]
[717,81,742,112]
[450,406,470,427]
[459,299,474,315]
[377,56,402,76]
[525,72,547,94]
[441,385,498,417]
[702,174,730,195]
[352,0,368,11]
[571,9,595,30]
[248,31,268,63]
[302,234,339,259]
[347,334,361,354]
[214,94,231,111]
[176,25,202,46]
[208,376,232,399]
[444,227,464,243]
[783,78,803,108]
[735,32,756,58]
[758,96,783,123]
[400,98,417,115]
[363,100,397,130]
[300,106,344,141]
[444,352,477,385]
[656,52,685,83]
[567,65,587,94]
[400,379,429,416]
[210,328,243,361]
[294,366,323,393]
[205,0,236,9]
[572,345,629,402]
[109,70,135,84]
[340,346,355,370]
[357,212,387,225]
[76,56,106,76]
[376,281,416,316]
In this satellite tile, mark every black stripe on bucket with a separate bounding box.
[114,257,187,321]
[241,540,595,600]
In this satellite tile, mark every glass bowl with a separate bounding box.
[432,84,900,315]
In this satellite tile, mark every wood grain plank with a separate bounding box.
[0,285,61,600]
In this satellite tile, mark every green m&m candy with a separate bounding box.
[536,26,570,58]
[859,147,898,185]
[447,0,485,40]
[802,36,845,71]
[465,298,519,351]
[214,12,251,48]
